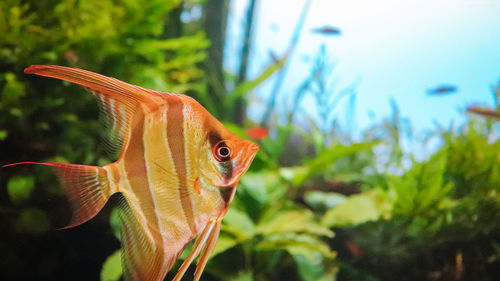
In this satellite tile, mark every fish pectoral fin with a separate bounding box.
[3,162,112,229]
[193,219,222,281]
[172,219,218,281]
[24,65,168,158]
[116,195,172,281]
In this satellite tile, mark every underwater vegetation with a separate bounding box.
[1,1,500,280]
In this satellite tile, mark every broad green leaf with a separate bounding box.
[304,191,347,211]
[257,233,336,260]
[279,166,310,187]
[222,207,255,239]
[240,171,283,206]
[7,175,35,205]
[216,209,255,256]
[100,250,122,281]
[322,189,393,227]
[257,209,334,238]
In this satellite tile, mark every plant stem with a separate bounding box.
[260,0,312,126]
[234,0,258,125]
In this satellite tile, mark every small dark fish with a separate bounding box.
[468,105,500,120]
[427,85,457,95]
[311,25,342,36]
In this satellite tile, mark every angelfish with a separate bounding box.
[6,65,258,281]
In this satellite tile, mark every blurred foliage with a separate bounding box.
[1,1,500,281]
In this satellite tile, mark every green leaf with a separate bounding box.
[257,209,334,238]
[390,148,452,215]
[100,250,122,281]
[0,130,8,140]
[305,141,379,173]
[109,207,122,240]
[222,122,249,139]
[257,233,336,260]
[7,175,35,205]
[240,170,282,206]
[1,72,25,104]
[133,32,209,54]
[227,52,289,102]
[293,253,337,281]
[212,233,239,257]
[279,166,310,187]
[16,208,50,234]
[281,141,379,186]
[322,189,393,227]
[304,191,347,211]
[222,207,255,239]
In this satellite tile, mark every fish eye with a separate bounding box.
[213,141,232,162]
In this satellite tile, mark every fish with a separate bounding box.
[4,65,259,281]
[467,105,500,120]
[311,25,342,36]
[246,125,269,140]
[427,85,458,95]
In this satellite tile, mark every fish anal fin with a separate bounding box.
[3,161,112,229]
[117,195,172,281]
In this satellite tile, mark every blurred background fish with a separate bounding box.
[311,25,342,36]
[427,85,458,96]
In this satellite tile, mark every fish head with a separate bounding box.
[203,130,259,189]
[193,113,258,189]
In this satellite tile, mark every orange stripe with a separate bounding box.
[123,109,163,252]
[167,97,196,234]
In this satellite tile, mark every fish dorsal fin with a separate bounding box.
[24,65,168,158]
[90,89,134,158]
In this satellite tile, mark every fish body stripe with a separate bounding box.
[142,107,172,272]
[123,106,163,252]
[167,97,196,235]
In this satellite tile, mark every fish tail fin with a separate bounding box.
[3,161,114,229]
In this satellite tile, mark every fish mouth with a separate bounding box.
[240,142,259,172]
[219,141,258,188]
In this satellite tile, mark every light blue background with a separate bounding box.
[225,0,500,137]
